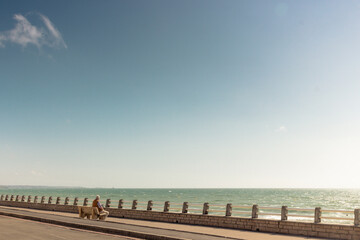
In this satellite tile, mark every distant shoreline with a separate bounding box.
[1,185,360,190]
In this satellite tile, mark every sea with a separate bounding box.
[1,188,359,224]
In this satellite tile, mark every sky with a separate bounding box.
[0,0,360,188]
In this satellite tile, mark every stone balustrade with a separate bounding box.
[1,193,360,239]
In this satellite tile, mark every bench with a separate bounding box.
[78,206,102,220]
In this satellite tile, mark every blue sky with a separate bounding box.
[1,0,359,188]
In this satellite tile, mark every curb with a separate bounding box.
[0,210,189,240]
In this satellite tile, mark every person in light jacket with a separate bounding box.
[92,195,109,220]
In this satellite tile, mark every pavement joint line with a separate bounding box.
[0,206,244,240]
[0,210,190,240]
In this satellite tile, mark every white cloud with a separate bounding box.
[275,126,287,132]
[0,13,67,49]
[39,14,67,49]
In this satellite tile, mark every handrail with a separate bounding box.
[322,209,353,214]
[208,210,225,213]
[169,208,182,211]
[260,206,281,210]
[232,205,252,209]
[258,212,281,216]
[321,216,353,221]
[209,204,226,207]
[287,208,314,211]
[288,214,314,218]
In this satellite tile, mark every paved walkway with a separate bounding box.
[0,206,324,240]
[0,215,138,240]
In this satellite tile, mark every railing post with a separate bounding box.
[182,202,188,213]
[314,207,321,223]
[83,198,88,206]
[15,195,20,202]
[5,195,9,201]
[281,206,288,221]
[203,202,209,215]
[147,200,153,211]
[73,197,78,206]
[56,197,61,205]
[21,195,25,202]
[48,196,53,204]
[64,197,69,205]
[355,209,360,226]
[0,195,3,201]
[27,196,32,203]
[226,203,232,216]
[10,195,14,201]
[132,200,138,210]
[252,204,259,218]
[106,199,111,208]
[34,196,38,203]
[164,201,170,212]
[118,199,124,209]
[41,196,45,204]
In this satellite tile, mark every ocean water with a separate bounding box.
[1,188,359,223]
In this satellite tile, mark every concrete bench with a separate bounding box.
[78,206,102,220]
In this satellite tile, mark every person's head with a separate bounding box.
[96,195,100,200]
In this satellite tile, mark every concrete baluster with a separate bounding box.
[203,202,209,215]
[281,206,288,221]
[314,207,322,223]
[83,198,88,206]
[48,196,53,204]
[226,203,232,217]
[21,195,25,202]
[56,197,61,205]
[118,199,124,209]
[5,195,9,201]
[41,196,45,204]
[106,199,111,208]
[73,197,78,206]
[27,195,32,203]
[0,194,3,201]
[64,197,69,205]
[147,200,153,211]
[182,202,188,213]
[132,200,138,210]
[164,201,170,212]
[252,205,259,219]
[355,209,360,226]
[15,195,20,202]
[34,196,38,203]
[10,195,14,201]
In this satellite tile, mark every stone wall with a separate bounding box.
[0,199,359,239]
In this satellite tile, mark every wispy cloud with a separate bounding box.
[275,126,287,132]
[39,14,67,49]
[0,13,67,49]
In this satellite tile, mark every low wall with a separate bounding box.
[0,200,359,240]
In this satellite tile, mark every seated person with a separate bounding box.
[92,195,109,220]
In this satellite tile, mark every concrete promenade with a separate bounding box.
[0,215,138,240]
[0,206,323,240]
